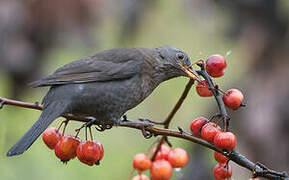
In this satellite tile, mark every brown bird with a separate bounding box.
[7,46,198,156]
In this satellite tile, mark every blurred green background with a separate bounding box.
[1,0,289,179]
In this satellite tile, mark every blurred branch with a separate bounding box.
[0,95,288,179]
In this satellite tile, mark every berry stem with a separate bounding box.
[89,127,93,141]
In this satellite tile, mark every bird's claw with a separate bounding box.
[141,127,153,139]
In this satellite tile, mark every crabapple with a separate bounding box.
[42,127,62,149]
[77,141,102,166]
[214,132,237,151]
[223,89,244,110]
[213,163,232,180]
[54,135,80,162]
[152,145,171,161]
[201,122,222,144]
[133,153,152,172]
[206,54,227,77]
[196,80,215,97]
[168,148,189,168]
[150,160,173,180]
[190,117,209,137]
[214,151,229,164]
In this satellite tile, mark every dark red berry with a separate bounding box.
[206,54,227,77]
[42,127,62,149]
[54,135,80,162]
[150,160,173,180]
[77,140,102,166]
[133,153,152,172]
[196,80,215,97]
[201,122,222,144]
[168,148,189,168]
[214,151,229,164]
[223,89,244,110]
[213,163,232,180]
[214,132,237,151]
[190,117,209,137]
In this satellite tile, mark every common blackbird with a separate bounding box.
[7,46,198,156]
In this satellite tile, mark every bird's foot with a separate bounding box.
[117,118,154,139]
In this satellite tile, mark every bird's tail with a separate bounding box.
[7,101,68,156]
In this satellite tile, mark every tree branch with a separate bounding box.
[0,96,288,179]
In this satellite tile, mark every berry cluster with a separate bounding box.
[42,127,104,166]
[192,54,245,179]
[131,145,189,180]
[190,117,236,179]
[196,54,244,110]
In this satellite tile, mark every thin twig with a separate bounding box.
[151,79,194,161]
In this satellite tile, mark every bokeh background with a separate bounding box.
[0,0,289,179]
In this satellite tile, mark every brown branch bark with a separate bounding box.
[0,84,288,179]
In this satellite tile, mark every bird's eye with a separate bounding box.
[176,53,185,60]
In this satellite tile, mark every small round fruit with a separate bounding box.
[206,54,227,77]
[54,141,70,162]
[150,160,173,180]
[223,89,244,110]
[168,148,189,168]
[42,127,62,149]
[152,145,171,161]
[133,153,152,172]
[214,132,237,151]
[54,135,81,162]
[196,80,214,97]
[214,151,229,163]
[132,174,150,180]
[95,141,104,161]
[190,117,209,137]
[213,163,232,179]
[77,141,102,166]
[201,122,222,144]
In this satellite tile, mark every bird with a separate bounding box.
[7,46,199,156]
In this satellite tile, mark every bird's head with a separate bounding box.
[156,46,200,81]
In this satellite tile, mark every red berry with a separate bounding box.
[132,174,150,180]
[133,153,152,172]
[201,122,222,144]
[54,135,80,162]
[223,89,244,110]
[206,54,227,77]
[190,117,209,137]
[196,80,215,97]
[77,141,102,166]
[54,141,71,162]
[150,160,173,180]
[152,145,171,161]
[168,148,189,168]
[42,127,62,149]
[95,141,104,161]
[213,163,232,180]
[214,132,237,151]
[214,151,229,164]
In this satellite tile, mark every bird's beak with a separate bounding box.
[178,63,200,81]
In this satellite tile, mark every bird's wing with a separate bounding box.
[31,48,144,87]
